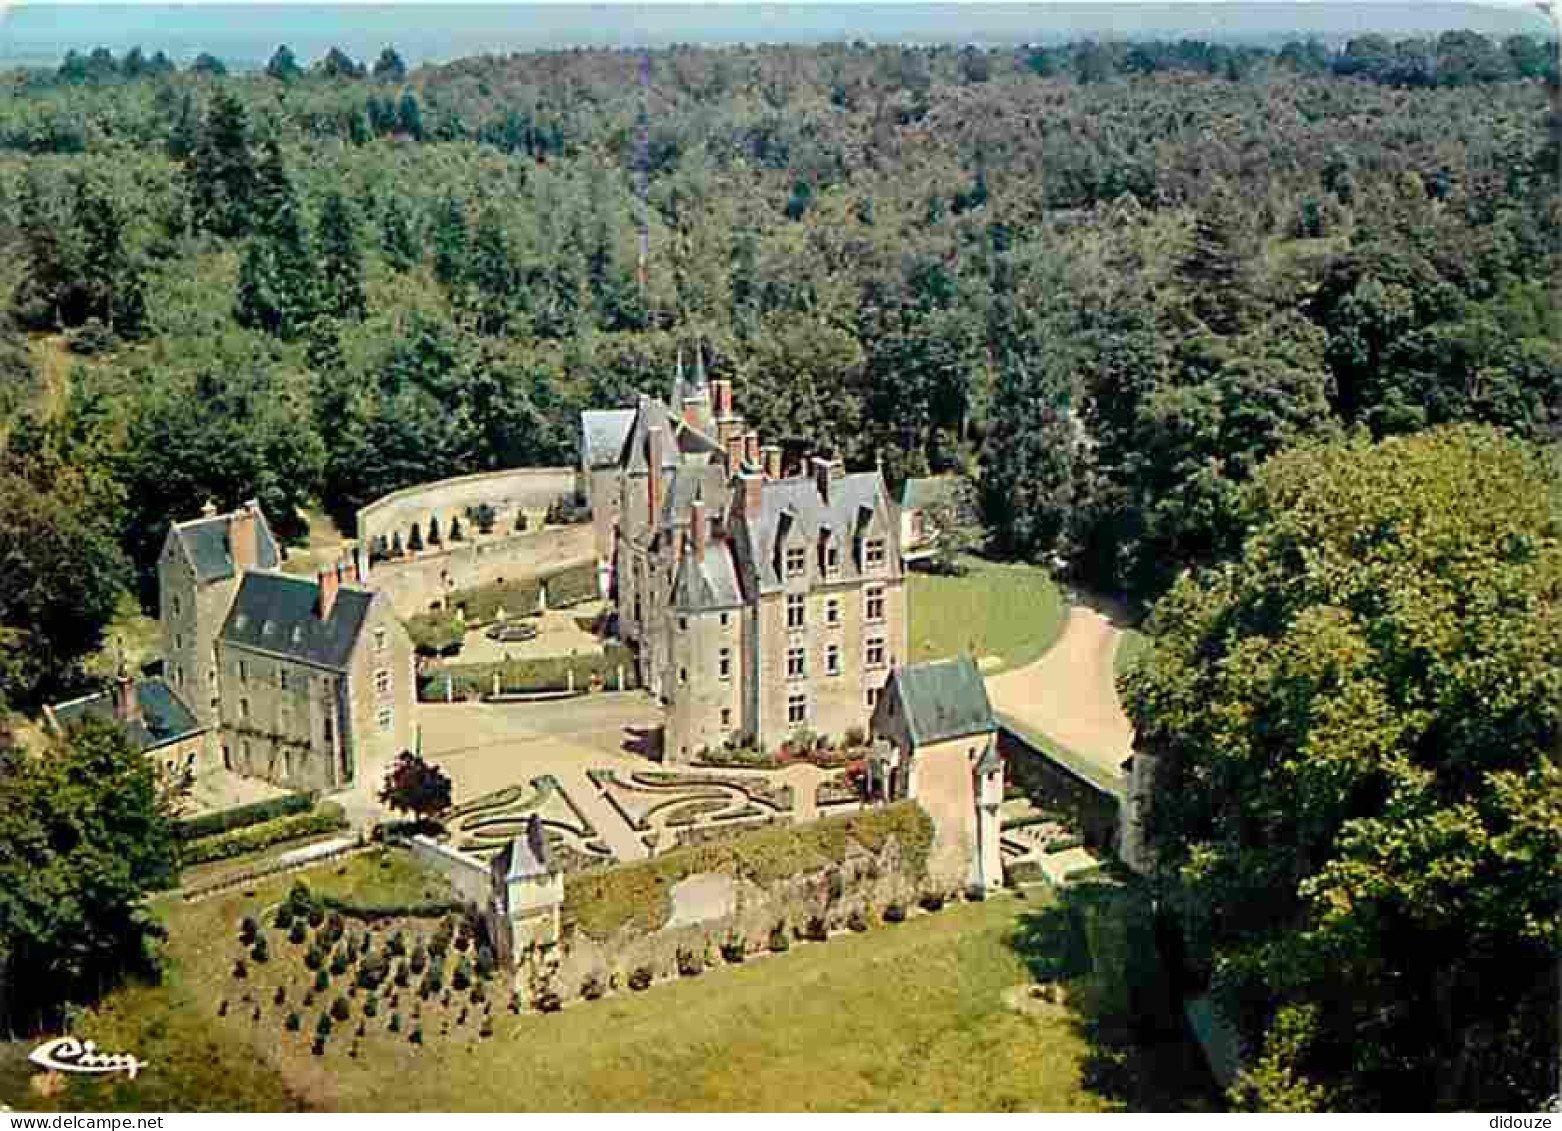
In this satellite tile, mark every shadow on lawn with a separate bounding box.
[1007,882,1222,1112]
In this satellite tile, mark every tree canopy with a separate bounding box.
[0,717,178,1032]
[1122,425,1561,1111]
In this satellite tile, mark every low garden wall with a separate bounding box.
[368,525,594,619]
[997,728,1121,855]
[357,467,575,550]
[523,803,939,1005]
[417,645,640,702]
[408,835,494,907]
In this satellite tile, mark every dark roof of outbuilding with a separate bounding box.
[219,572,374,670]
[493,815,554,882]
[885,655,996,747]
[50,676,204,752]
[170,505,282,583]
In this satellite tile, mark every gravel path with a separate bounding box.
[985,603,1137,780]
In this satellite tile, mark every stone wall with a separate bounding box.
[367,525,595,619]
[356,467,576,551]
[997,729,1122,854]
[408,834,494,907]
[541,839,925,1003]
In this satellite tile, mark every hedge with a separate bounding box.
[177,791,315,841]
[562,801,933,941]
[418,643,639,701]
[443,560,599,628]
[180,803,349,866]
[320,894,468,923]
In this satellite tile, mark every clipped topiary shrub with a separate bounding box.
[676,948,702,978]
[289,920,308,945]
[628,966,653,992]
[768,922,790,953]
[720,935,746,963]
[884,903,906,924]
[273,904,294,931]
[581,974,605,1001]
[285,1011,301,1032]
[919,892,946,913]
[239,916,259,944]
[314,969,329,992]
[805,915,828,942]
[848,908,869,933]
[316,1013,332,1038]
[535,991,562,1014]
[331,996,351,1022]
[232,958,248,979]
[389,1012,402,1033]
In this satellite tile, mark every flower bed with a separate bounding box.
[629,770,794,813]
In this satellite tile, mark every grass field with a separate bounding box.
[907,558,1065,675]
[0,851,1214,1113]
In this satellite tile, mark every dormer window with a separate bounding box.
[292,625,304,644]
[823,542,840,576]
[865,538,886,569]
[785,545,807,578]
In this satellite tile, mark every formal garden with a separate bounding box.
[445,775,613,872]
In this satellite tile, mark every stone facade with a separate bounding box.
[869,656,1003,894]
[583,359,907,761]
[158,501,414,794]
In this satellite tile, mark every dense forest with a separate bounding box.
[0,31,1556,694]
[0,29,1557,1111]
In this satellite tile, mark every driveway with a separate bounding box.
[985,603,1137,782]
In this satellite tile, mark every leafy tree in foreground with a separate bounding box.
[1124,425,1561,1111]
[0,717,178,1032]
[378,750,453,825]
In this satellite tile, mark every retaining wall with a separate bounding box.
[526,835,932,1004]
[368,525,595,618]
[357,467,576,548]
[409,834,494,907]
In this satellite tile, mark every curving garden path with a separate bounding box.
[984,602,1137,782]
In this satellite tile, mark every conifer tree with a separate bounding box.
[380,195,418,271]
[187,89,257,238]
[431,196,469,291]
[315,190,366,321]
[372,46,407,83]
[265,44,303,83]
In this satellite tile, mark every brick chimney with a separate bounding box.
[113,669,140,724]
[712,378,733,420]
[724,430,745,473]
[762,445,783,480]
[717,412,745,448]
[744,430,760,468]
[318,565,340,620]
[690,496,707,561]
[229,503,259,574]
[648,426,667,517]
[682,396,705,431]
[734,470,763,523]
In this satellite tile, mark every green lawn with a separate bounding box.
[908,558,1065,675]
[0,850,1214,1112]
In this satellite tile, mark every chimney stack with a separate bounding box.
[682,396,705,431]
[318,565,340,621]
[724,430,745,473]
[230,503,259,574]
[717,412,745,449]
[648,426,667,518]
[113,669,140,724]
[812,456,833,503]
[712,378,733,420]
[690,495,707,560]
[762,444,783,480]
[744,430,760,468]
[735,470,763,523]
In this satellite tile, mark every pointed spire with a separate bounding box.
[692,337,707,387]
[671,348,686,408]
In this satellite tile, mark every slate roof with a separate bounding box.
[50,676,203,752]
[730,470,893,594]
[219,572,374,671]
[580,409,637,470]
[657,462,730,532]
[672,539,744,612]
[885,655,996,747]
[493,815,554,882]
[897,475,955,512]
[171,505,282,583]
